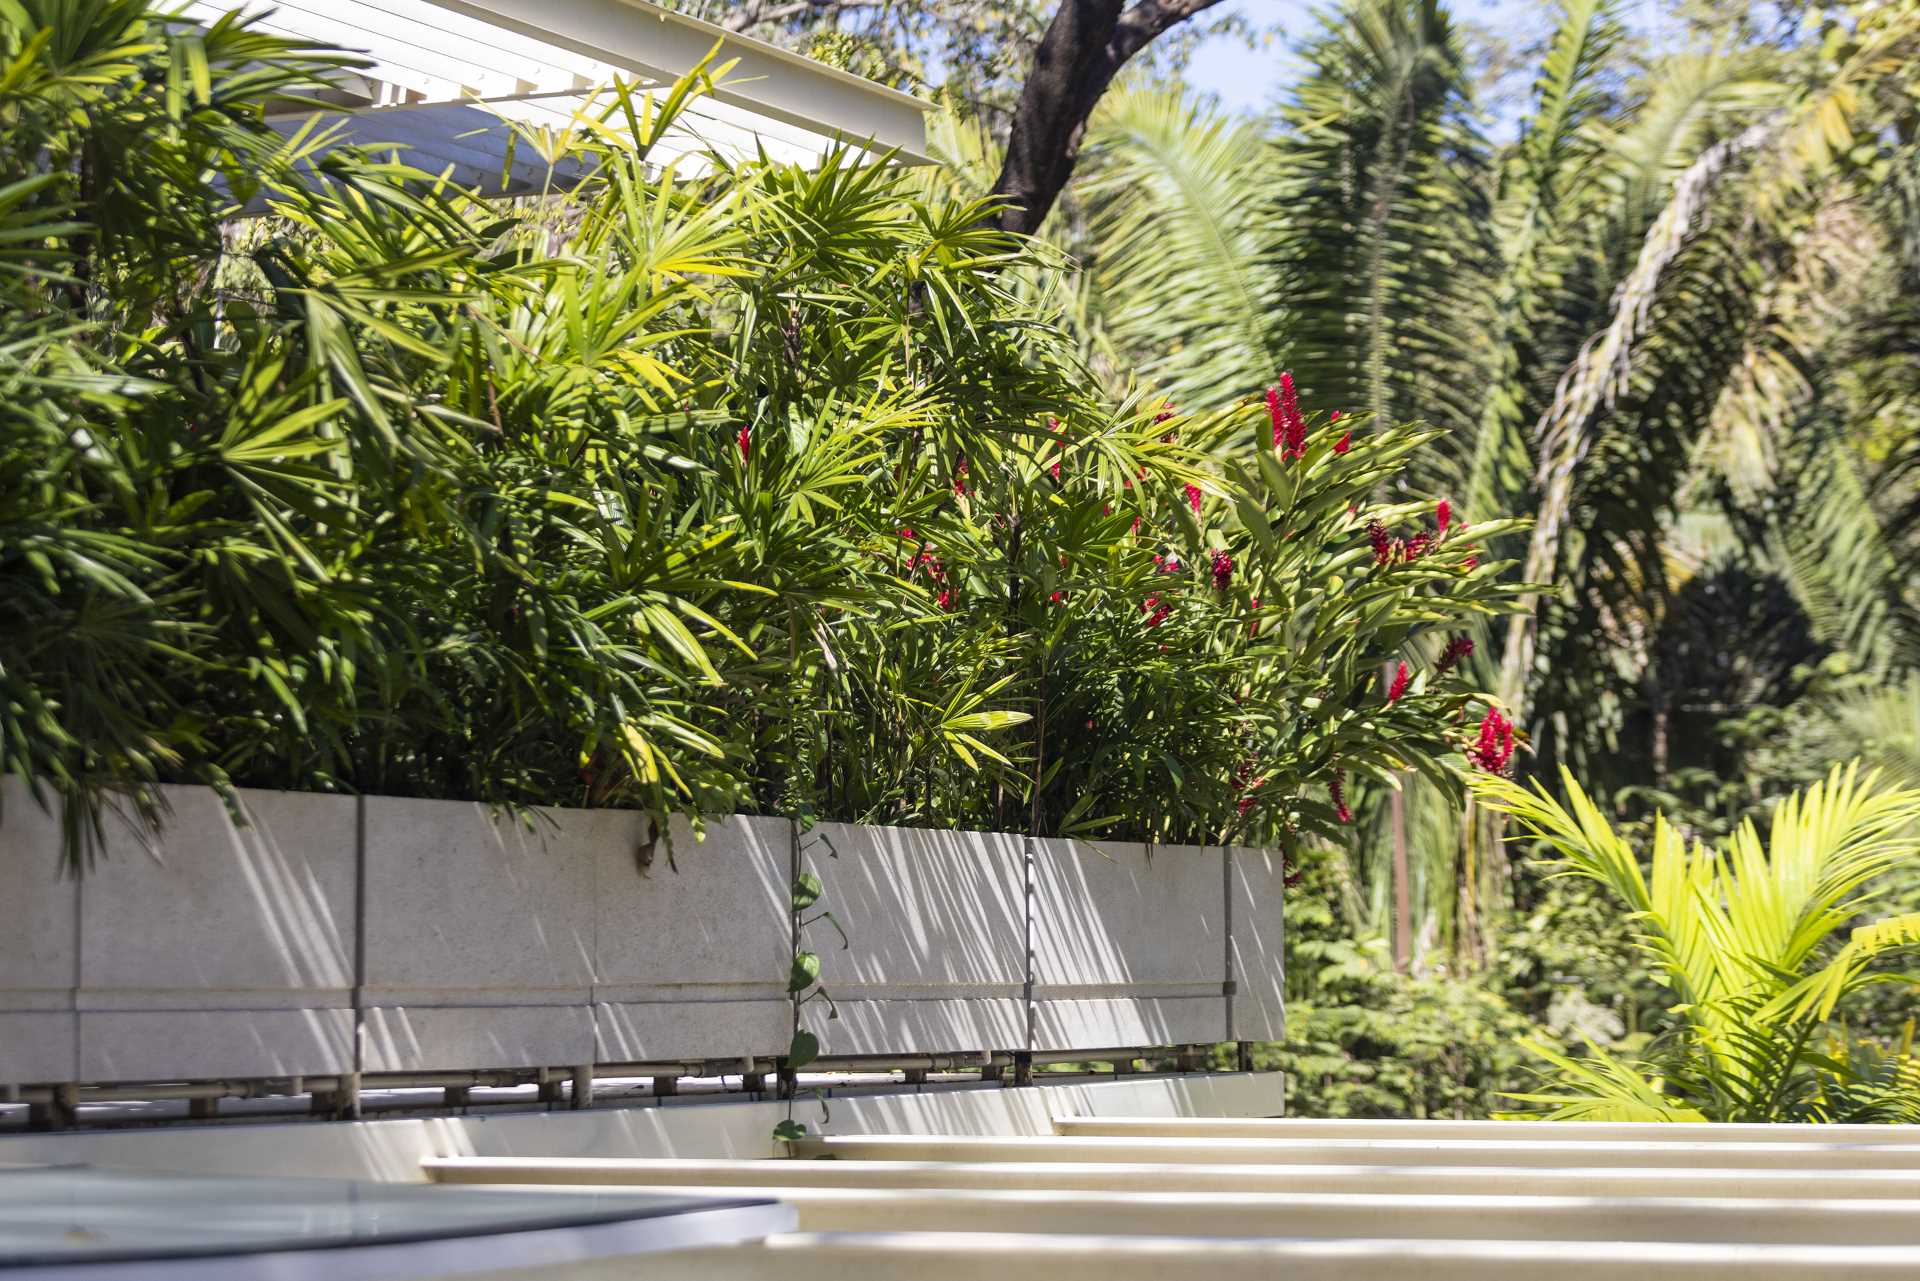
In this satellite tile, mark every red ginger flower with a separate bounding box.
[1468,708,1515,774]
[1404,531,1433,561]
[737,424,751,460]
[1386,660,1410,704]
[953,455,969,497]
[936,588,954,611]
[1333,431,1351,454]
[1368,520,1393,566]
[1185,483,1203,514]
[1211,549,1232,591]
[1436,499,1451,535]
[1330,770,1352,824]
[1270,372,1306,460]
[1050,460,1062,482]
[1330,410,1342,423]
[1436,636,1474,674]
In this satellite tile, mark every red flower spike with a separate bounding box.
[1368,520,1393,566]
[953,455,969,497]
[1330,410,1342,423]
[1386,660,1410,704]
[1436,499,1451,535]
[1276,372,1307,460]
[736,424,751,460]
[1185,483,1203,514]
[1050,461,1062,482]
[936,588,953,611]
[1404,531,1433,562]
[1436,636,1475,675]
[1049,590,1065,605]
[1333,432,1351,454]
[1468,708,1515,774]
[1266,385,1284,449]
[1463,556,1479,570]
[1211,549,1233,591]
[899,528,914,540]
[1330,770,1352,824]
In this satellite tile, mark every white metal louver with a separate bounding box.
[182,0,932,194]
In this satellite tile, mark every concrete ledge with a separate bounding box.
[79,1008,354,1081]
[1228,846,1286,1041]
[1032,997,1226,1050]
[3,779,1283,1084]
[1031,840,1227,1051]
[805,824,1025,1056]
[826,998,1027,1057]
[0,781,79,1082]
[361,1004,594,1073]
[595,999,790,1063]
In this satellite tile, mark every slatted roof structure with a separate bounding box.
[181,0,932,193]
[429,1115,1920,1280]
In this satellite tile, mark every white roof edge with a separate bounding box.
[421,0,935,163]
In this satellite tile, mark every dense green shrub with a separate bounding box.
[1,2,1526,867]
[1260,844,1539,1119]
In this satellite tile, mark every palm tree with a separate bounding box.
[1476,762,1920,1122]
[1045,0,1920,963]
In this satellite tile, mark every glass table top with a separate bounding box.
[0,1166,789,1276]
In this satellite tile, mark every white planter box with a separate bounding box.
[0,780,78,1082]
[1229,847,1288,1041]
[1030,840,1229,1050]
[592,814,791,1063]
[359,796,598,1071]
[803,824,1027,1056]
[0,779,1285,1086]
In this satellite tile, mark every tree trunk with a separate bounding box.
[1391,775,1412,974]
[991,0,1229,236]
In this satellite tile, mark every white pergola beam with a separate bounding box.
[421,0,932,162]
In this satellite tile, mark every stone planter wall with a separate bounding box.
[0,779,1284,1086]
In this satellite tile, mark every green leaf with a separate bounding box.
[786,1030,819,1070]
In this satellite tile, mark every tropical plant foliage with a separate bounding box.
[1476,763,1920,1122]
[1030,0,1920,972]
[0,0,1525,869]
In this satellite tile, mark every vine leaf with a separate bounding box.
[787,1029,819,1069]
[788,951,821,993]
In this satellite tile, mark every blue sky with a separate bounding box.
[1184,0,1676,128]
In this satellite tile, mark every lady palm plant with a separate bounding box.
[1476,762,1920,1121]
[1,0,1528,871]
